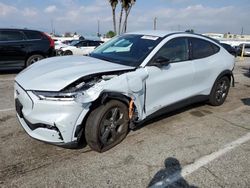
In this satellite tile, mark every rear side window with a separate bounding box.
[191,38,219,59]
[88,41,100,47]
[76,41,87,47]
[23,31,43,40]
[0,30,25,41]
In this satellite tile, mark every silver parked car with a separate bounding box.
[15,30,235,152]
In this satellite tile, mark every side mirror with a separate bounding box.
[151,56,170,67]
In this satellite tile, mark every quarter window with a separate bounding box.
[0,31,25,41]
[191,38,219,59]
[153,38,189,63]
[23,31,42,40]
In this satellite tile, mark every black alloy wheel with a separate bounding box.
[209,76,230,106]
[85,100,129,152]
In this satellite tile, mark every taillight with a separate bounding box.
[42,32,55,48]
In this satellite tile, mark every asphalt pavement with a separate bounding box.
[0,57,249,188]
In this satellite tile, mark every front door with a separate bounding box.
[145,37,195,115]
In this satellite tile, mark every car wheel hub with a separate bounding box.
[100,107,125,145]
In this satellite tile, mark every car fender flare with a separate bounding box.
[216,69,234,87]
[210,70,234,96]
[99,92,130,106]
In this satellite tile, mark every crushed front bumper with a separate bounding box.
[14,82,90,145]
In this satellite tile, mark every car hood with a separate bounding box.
[15,56,134,91]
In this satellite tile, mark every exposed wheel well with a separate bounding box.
[74,92,131,144]
[215,70,234,87]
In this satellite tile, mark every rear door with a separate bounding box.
[75,41,88,55]
[0,30,27,69]
[189,37,221,95]
[80,41,97,55]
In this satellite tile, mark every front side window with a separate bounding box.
[191,38,219,59]
[152,37,189,63]
[0,30,25,41]
[90,34,162,67]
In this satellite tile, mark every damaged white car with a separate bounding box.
[15,31,235,152]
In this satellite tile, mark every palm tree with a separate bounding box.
[122,0,136,33]
[109,0,118,34]
[118,0,124,35]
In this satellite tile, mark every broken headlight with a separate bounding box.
[32,91,77,101]
[32,79,99,101]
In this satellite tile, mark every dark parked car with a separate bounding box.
[0,28,55,70]
[220,43,237,57]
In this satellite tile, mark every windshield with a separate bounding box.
[90,34,162,67]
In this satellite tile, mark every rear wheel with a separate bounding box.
[209,76,230,106]
[85,100,129,152]
[64,50,73,55]
[26,54,44,67]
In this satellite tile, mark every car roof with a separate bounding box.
[0,28,41,33]
[126,30,181,37]
[126,30,220,46]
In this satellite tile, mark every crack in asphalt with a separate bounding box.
[0,148,93,183]
[0,115,14,123]
[214,115,250,131]
[203,166,226,188]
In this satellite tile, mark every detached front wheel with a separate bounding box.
[209,76,230,106]
[85,100,129,152]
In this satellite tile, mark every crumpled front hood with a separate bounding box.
[15,56,134,91]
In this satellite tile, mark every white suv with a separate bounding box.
[15,31,235,152]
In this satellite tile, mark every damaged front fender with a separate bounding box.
[75,68,149,121]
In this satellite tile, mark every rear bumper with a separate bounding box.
[48,48,56,57]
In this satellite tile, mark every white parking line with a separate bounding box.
[0,108,14,112]
[151,132,250,187]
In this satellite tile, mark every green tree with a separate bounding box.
[106,30,116,38]
[109,0,118,34]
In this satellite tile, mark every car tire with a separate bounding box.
[209,76,230,106]
[64,50,73,55]
[26,54,44,67]
[85,100,129,152]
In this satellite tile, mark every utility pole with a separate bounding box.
[153,17,157,30]
[51,19,54,35]
[97,20,100,37]
[241,27,244,36]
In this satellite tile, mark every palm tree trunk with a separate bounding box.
[112,8,117,34]
[118,6,124,35]
[122,6,132,33]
